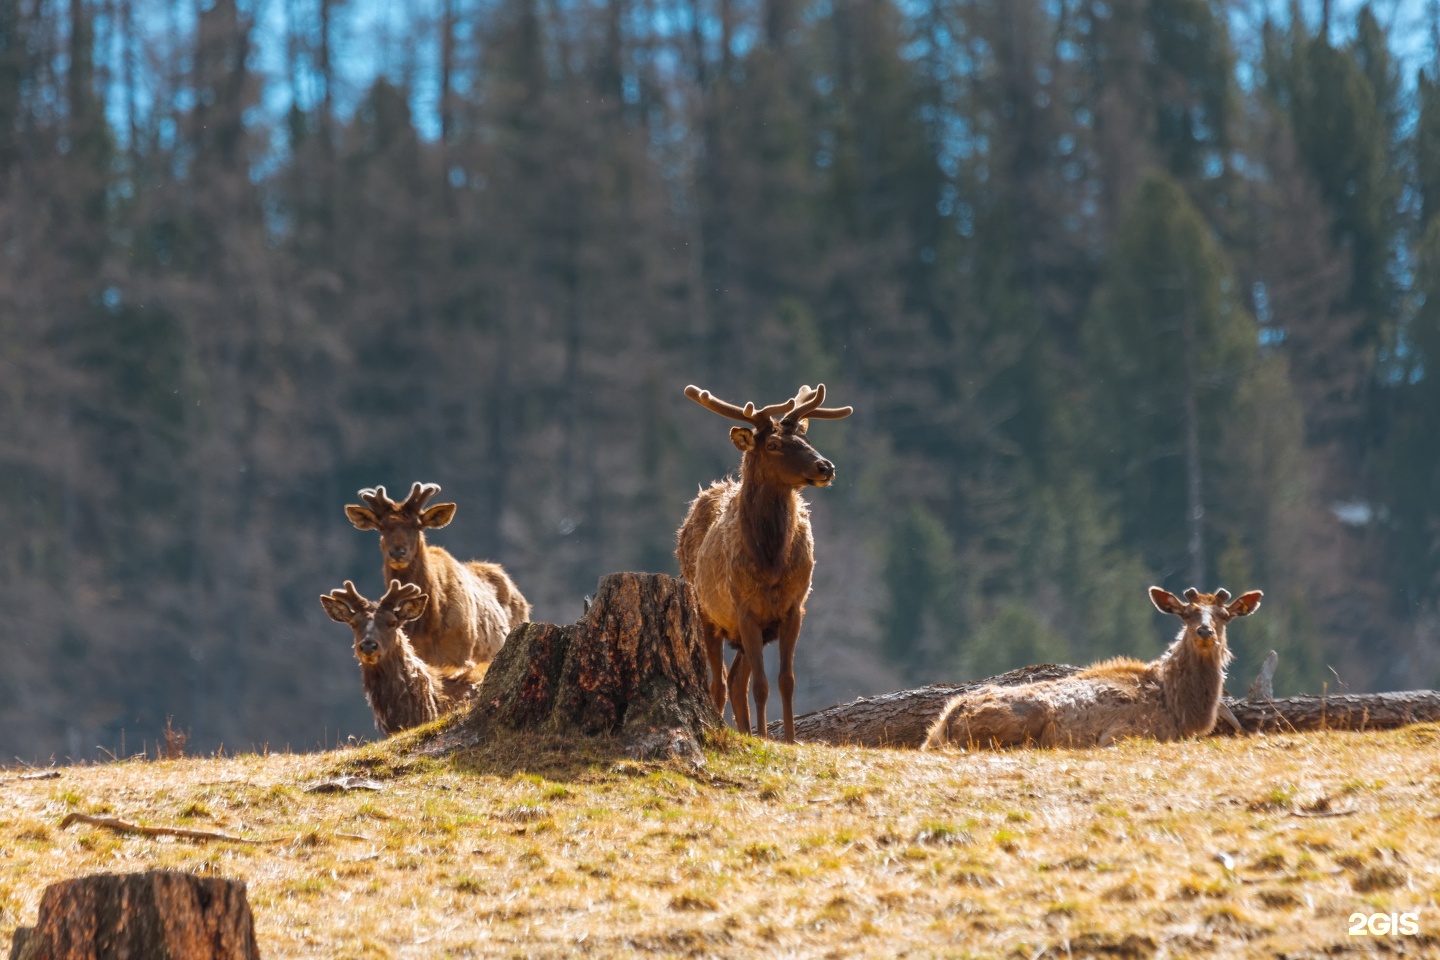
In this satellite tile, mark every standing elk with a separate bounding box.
[345,482,530,667]
[321,580,488,737]
[924,586,1263,750]
[676,383,852,742]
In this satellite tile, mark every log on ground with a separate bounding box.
[1223,690,1440,734]
[9,870,260,960]
[774,662,1440,748]
[440,572,719,759]
[773,664,1083,748]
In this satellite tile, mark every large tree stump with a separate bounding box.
[9,870,259,960]
[773,659,1440,748]
[447,572,719,758]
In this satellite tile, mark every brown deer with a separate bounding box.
[344,482,530,667]
[320,580,488,737]
[676,383,852,742]
[924,587,1262,750]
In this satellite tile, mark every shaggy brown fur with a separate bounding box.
[321,580,489,737]
[676,384,852,742]
[345,482,530,667]
[924,587,1263,750]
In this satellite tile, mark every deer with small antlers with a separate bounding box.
[321,580,488,737]
[345,482,530,667]
[924,586,1263,750]
[676,383,852,742]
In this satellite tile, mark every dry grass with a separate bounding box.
[3,722,1440,958]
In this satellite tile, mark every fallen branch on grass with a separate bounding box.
[60,813,287,845]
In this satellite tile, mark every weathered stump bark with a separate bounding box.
[9,870,259,960]
[448,572,719,758]
[772,663,1440,748]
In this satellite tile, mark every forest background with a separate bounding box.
[1,0,1437,760]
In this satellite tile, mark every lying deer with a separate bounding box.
[924,586,1263,750]
[345,482,530,667]
[321,580,487,737]
[676,383,852,742]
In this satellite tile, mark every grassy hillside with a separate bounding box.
[2,723,1438,958]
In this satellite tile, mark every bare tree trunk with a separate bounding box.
[439,0,455,142]
[1182,299,1205,586]
[9,870,259,960]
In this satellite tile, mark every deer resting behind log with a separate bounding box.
[924,587,1262,750]
[321,580,488,737]
[675,383,852,742]
[345,482,530,667]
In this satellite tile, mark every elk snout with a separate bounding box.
[386,544,411,566]
[1196,624,1216,641]
[811,459,836,486]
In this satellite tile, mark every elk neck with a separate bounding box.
[359,636,441,736]
[384,535,442,635]
[736,456,802,577]
[1154,625,1231,737]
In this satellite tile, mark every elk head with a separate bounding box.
[1149,586,1262,659]
[321,580,430,666]
[345,482,456,571]
[684,383,853,488]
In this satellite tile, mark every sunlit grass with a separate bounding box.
[1,725,1439,956]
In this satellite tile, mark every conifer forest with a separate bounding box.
[1,0,1437,759]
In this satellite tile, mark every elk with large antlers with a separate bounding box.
[344,482,530,667]
[321,580,488,737]
[676,383,852,742]
[924,586,1263,750]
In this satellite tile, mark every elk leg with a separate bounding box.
[700,619,727,716]
[727,648,751,734]
[776,610,802,743]
[737,620,769,738]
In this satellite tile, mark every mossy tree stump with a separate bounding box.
[9,870,259,960]
[451,572,719,758]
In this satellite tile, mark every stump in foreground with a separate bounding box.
[443,572,719,759]
[9,870,259,960]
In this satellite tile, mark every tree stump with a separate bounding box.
[449,572,719,759]
[9,870,259,960]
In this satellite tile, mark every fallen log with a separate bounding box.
[1223,690,1440,735]
[434,572,719,760]
[9,870,260,960]
[775,664,1084,748]
[772,655,1440,748]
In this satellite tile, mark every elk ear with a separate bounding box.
[419,503,457,529]
[793,418,809,435]
[393,594,429,623]
[1149,586,1187,617]
[345,505,380,530]
[1227,590,1263,618]
[320,595,356,623]
[730,426,756,451]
